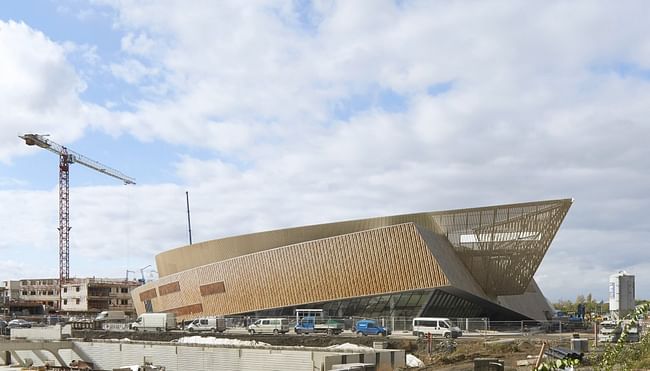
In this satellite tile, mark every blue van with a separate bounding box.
[354,319,391,336]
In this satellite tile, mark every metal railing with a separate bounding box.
[219,315,595,336]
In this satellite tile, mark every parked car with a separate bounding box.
[353,319,390,336]
[187,317,226,333]
[95,310,127,322]
[130,313,176,332]
[412,317,462,338]
[247,318,289,335]
[7,319,32,328]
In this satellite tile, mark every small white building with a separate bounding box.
[609,271,635,320]
[60,278,140,316]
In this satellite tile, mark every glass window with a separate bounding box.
[407,294,421,306]
[397,294,411,307]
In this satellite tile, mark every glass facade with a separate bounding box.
[247,288,529,321]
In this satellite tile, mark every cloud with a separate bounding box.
[100,1,650,300]
[110,58,158,84]
[120,32,156,56]
[3,2,650,301]
[0,20,107,164]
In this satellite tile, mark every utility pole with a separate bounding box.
[186,191,193,245]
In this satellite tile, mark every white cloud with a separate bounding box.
[3,2,650,301]
[121,32,156,56]
[0,20,107,164]
[110,58,158,84]
[100,1,650,300]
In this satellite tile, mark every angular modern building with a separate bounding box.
[132,199,572,322]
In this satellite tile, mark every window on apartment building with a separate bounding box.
[30,291,36,295]
[48,290,53,295]
[63,287,67,293]
[121,299,129,305]
[121,287,129,293]
[22,291,27,295]
[63,299,68,305]
[75,286,80,292]
[76,298,80,305]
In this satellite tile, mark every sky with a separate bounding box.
[1,0,649,302]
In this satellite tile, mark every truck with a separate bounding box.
[295,317,345,335]
[95,310,127,322]
[293,309,344,335]
[598,320,640,343]
[130,313,177,332]
[186,317,227,333]
[598,320,622,343]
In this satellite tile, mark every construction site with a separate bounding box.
[1,135,647,370]
[1,316,649,370]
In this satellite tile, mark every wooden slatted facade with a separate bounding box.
[158,281,181,296]
[132,199,572,321]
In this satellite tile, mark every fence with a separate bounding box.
[220,315,595,336]
[1,314,599,337]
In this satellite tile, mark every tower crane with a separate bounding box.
[19,133,135,309]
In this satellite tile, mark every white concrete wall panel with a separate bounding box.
[70,341,403,371]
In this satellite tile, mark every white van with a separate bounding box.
[248,318,289,335]
[412,317,462,338]
[95,310,126,322]
[187,317,226,333]
[131,313,177,332]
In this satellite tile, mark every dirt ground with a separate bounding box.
[405,335,586,371]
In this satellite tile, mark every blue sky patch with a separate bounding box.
[427,80,454,96]
[590,62,650,80]
[333,86,409,120]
